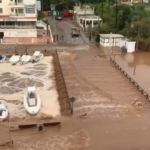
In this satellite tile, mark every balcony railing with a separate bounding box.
[9,2,24,6]
[10,13,25,16]
[0,25,36,29]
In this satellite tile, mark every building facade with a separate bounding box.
[74,6,101,31]
[0,0,37,38]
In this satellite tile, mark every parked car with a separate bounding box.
[71,27,80,38]
[55,16,62,20]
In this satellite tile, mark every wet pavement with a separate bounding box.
[58,47,150,150]
[47,16,87,46]
[111,52,150,97]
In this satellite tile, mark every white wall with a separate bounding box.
[36,20,47,30]
[0,29,37,37]
[36,0,41,11]
[126,41,136,53]
[0,0,10,15]
[0,0,36,17]
[24,0,36,5]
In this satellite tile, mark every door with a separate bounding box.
[0,32,4,38]
[15,9,18,15]
[17,31,28,37]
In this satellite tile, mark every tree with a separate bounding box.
[37,11,45,20]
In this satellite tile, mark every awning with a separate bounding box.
[25,4,35,8]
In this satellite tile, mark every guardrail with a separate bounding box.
[110,56,150,100]
[10,13,25,16]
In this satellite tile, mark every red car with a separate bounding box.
[63,12,73,17]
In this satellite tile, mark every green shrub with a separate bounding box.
[95,34,100,42]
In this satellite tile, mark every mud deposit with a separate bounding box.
[0,56,60,119]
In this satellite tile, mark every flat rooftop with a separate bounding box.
[100,34,125,38]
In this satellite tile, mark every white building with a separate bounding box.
[0,0,37,38]
[36,0,41,11]
[143,0,149,3]
[74,5,101,30]
[100,34,125,47]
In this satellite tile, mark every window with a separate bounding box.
[0,8,3,14]
[26,8,35,14]
[0,0,2,3]
[11,8,14,12]
[18,9,23,14]
[18,0,23,3]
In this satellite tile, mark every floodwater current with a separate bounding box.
[112,52,150,96]
[1,50,150,150]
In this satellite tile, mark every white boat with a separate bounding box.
[20,55,31,64]
[31,51,44,63]
[23,87,41,115]
[0,102,8,121]
[9,55,21,65]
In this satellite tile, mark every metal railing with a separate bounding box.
[9,2,24,5]
[0,25,36,29]
[110,56,150,100]
[10,13,25,16]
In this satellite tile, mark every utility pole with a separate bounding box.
[136,28,139,52]
[54,4,55,27]
[102,0,103,19]
[115,0,118,33]
[84,0,86,32]
[108,0,110,25]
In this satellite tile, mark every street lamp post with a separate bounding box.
[136,28,139,52]
[131,24,139,52]
[115,0,118,33]
[84,0,86,32]
[102,0,103,19]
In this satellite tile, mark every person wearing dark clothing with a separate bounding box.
[57,34,58,41]
[53,35,55,42]
[89,35,91,42]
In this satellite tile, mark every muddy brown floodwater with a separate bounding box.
[111,52,150,97]
[1,46,150,150]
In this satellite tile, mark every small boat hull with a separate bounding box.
[0,103,8,121]
[31,51,44,62]
[0,55,6,63]
[9,55,20,64]
[23,94,41,115]
[21,55,31,64]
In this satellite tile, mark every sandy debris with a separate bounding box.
[0,56,60,119]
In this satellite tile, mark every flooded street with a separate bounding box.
[1,46,150,149]
[112,52,150,97]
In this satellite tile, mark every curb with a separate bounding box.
[80,32,89,47]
